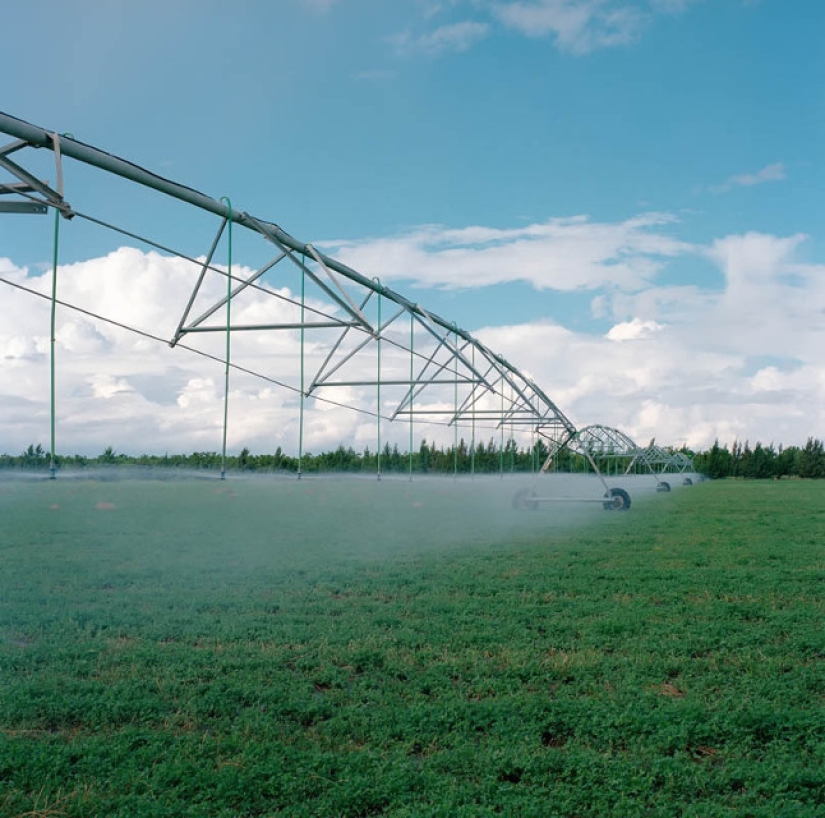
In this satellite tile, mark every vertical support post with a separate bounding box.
[409,311,414,481]
[49,207,60,479]
[298,255,306,479]
[219,198,232,480]
[375,279,381,481]
[453,325,458,479]
[470,345,476,478]
[510,384,515,473]
[46,132,67,481]
[499,383,504,478]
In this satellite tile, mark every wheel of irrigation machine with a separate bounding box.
[513,487,540,511]
[603,487,631,511]
[657,481,671,493]
[683,477,693,486]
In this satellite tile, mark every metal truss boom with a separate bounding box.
[0,109,579,443]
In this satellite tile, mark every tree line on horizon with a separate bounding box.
[691,438,825,480]
[2,437,824,479]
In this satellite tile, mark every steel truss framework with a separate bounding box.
[0,110,694,499]
[632,444,698,484]
[539,424,692,492]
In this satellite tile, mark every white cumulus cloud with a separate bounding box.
[606,317,664,340]
[1,216,823,456]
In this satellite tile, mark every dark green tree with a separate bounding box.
[797,437,825,478]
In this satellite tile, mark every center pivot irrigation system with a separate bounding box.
[0,111,696,509]
[515,425,699,512]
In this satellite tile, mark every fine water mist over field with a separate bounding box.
[0,472,661,646]
[0,472,668,570]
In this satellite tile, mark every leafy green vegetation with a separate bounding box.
[1,477,823,816]
[3,437,544,475]
[5,435,825,479]
[693,438,825,480]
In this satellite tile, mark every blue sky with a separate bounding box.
[1,0,823,455]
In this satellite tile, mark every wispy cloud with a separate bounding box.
[491,0,643,54]
[324,213,691,291]
[648,0,702,12]
[707,162,787,194]
[391,20,490,56]
[391,0,709,60]
[730,162,787,187]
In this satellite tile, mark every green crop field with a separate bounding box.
[1,476,823,817]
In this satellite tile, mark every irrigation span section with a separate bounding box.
[0,111,695,507]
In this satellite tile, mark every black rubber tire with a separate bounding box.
[513,487,540,511]
[657,481,671,493]
[683,477,693,486]
[603,487,631,511]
